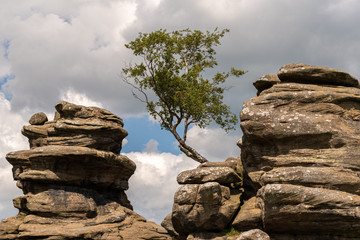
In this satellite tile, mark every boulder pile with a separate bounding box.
[239,63,360,239]
[164,158,243,238]
[0,101,170,240]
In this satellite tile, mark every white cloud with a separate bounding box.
[186,126,240,162]
[125,139,198,223]
[0,165,22,214]
[60,88,104,107]
[143,139,160,153]
[1,0,141,114]
[0,94,27,220]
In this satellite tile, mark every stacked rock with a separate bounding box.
[0,101,170,240]
[239,64,360,238]
[165,158,243,238]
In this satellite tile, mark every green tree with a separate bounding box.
[122,28,245,163]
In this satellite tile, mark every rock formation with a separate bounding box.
[2,63,360,240]
[165,157,243,239]
[239,63,360,239]
[164,64,360,240]
[0,101,170,240]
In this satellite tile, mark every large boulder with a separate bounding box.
[257,184,360,237]
[278,63,359,87]
[232,197,262,231]
[0,102,171,240]
[236,229,270,240]
[177,167,242,185]
[172,182,241,234]
[239,64,360,238]
[7,145,135,193]
[170,158,243,236]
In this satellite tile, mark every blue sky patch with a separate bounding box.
[0,75,14,100]
[123,115,181,155]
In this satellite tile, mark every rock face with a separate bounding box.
[168,158,243,237]
[240,64,360,238]
[0,102,170,240]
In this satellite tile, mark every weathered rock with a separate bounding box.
[7,145,135,192]
[177,167,242,185]
[260,166,360,195]
[22,101,128,154]
[253,74,280,95]
[240,64,360,238]
[257,184,360,237]
[232,197,262,231]
[198,158,238,171]
[0,205,171,240]
[172,182,241,234]
[236,229,270,240]
[14,189,97,218]
[240,81,360,187]
[278,63,359,87]
[161,213,179,238]
[29,112,48,125]
[0,101,171,240]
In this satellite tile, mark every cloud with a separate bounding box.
[1,0,142,115]
[60,88,103,107]
[186,126,240,162]
[0,94,27,220]
[143,139,160,153]
[125,139,198,223]
[0,165,22,215]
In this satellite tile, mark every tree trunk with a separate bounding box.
[178,141,208,163]
[170,128,208,163]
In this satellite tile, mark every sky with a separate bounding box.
[0,0,360,224]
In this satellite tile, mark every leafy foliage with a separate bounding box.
[123,28,245,163]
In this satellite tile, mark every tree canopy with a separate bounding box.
[122,28,245,163]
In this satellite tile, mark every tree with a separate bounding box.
[122,28,245,163]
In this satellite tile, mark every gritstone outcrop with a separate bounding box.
[164,64,360,240]
[0,101,170,240]
[164,158,243,239]
[239,63,360,239]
